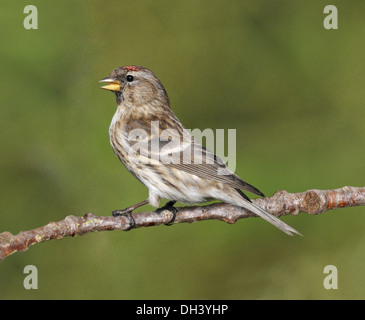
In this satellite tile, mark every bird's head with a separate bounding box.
[100,65,169,107]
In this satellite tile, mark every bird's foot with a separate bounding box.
[112,199,149,230]
[112,208,136,231]
[156,200,178,226]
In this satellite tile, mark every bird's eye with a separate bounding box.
[126,75,134,82]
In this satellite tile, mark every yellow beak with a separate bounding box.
[99,78,121,92]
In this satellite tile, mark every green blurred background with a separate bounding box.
[1,0,365,299]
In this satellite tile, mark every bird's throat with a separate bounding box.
[115,91,123,104]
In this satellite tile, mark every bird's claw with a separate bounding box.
[156,201,178,226]
[112,209,136,231]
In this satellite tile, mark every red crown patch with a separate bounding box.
[124,65,142,72]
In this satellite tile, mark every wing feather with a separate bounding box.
[124,116,265,197]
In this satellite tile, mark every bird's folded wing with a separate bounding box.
[168,141,264,196]
[126,125,264,196]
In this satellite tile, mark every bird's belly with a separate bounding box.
[138,166,214,204]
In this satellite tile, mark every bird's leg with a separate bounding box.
[156,200,178,226]
[112,199,149,230]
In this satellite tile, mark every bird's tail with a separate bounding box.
[233,197,302,236]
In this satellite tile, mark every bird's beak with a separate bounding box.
[99,77,121,92]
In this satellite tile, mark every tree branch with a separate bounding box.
[1,186,364,261]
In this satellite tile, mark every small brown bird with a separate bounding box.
[100,65,301,235]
